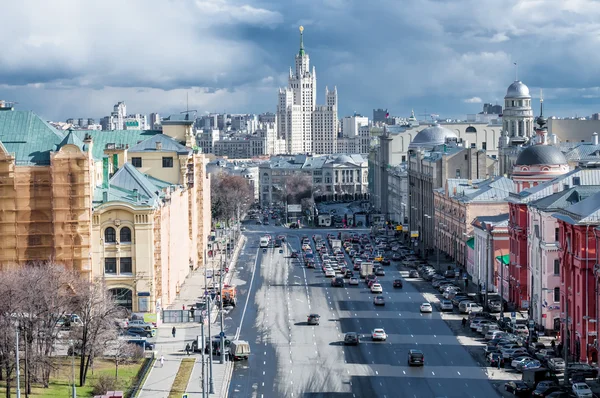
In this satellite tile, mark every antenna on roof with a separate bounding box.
[180,92,197,121]
[513,61,518,81]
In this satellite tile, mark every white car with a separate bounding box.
[325,268,336,277]
[572,382,593,398]
[420,303,432,313]
[372,328,387,341]
[370,283,383,293]
[439,300,453,311]
[349,277,359,285]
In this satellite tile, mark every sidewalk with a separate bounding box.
[139,233,245,398]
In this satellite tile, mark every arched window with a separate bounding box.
[120,227,132,243]
[465,126,477,133]
[104,227,116,243]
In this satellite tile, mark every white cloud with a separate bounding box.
[464,97,483,104]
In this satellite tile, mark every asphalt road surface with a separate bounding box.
[227,225,501,398]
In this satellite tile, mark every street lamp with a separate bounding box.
[69,339,76,398]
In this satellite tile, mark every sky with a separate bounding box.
[2,0,600,122]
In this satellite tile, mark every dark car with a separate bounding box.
[344,332,359,346]
[126,327,152,338]
[307,314,320,325]
[391,254,402,261]
[407,349,424,366]
[393,279,403,288]
[530,381,559,397]
[291,250,299,258]
[331,277,345,287]
[274,239,282,248]
[504,381,532,396]
[380,258,391,266]
[289,223,298,229]
[344,270,353,278]
[444,270,455,279]
[531,386,567,398]
[374,268,385,276]
[408,270,418,278]
[127,338,155,351]
[567,363,598,379]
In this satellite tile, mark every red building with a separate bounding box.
[508,202,529,308]
[506,118,570,310]
[554,191,600,362]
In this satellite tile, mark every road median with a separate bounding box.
[168,358,195,398]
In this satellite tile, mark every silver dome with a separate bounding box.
[505,80,531,99]
[515,145,567,166]
[409,124,458,150]
[335,155,354,164]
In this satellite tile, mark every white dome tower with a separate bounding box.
[498,80,534,176]
[503,80,534,144]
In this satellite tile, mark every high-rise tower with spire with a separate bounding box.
[277,26,338,154]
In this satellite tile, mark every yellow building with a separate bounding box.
[0,105,211,313]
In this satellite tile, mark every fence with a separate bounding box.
[162,310,205,324]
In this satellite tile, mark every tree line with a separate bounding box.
[0,263,124,397]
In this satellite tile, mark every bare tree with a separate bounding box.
[112,339,141,382]
[0,271,19,398]
[71,278,121,386]
[211,174,254,225]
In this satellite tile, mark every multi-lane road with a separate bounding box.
[226,225,502,397]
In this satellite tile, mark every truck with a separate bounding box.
[360,262,374,279]
[228,340,251,361]
[330,239,342,251]
[521,368,558,389]
[221,285,237,307]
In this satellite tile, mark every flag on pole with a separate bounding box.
[385,112,389,118]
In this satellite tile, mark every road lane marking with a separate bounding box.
[457,371,461,375]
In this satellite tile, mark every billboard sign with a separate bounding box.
[287,204,302,212]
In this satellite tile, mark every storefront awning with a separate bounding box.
[496,254,509,265]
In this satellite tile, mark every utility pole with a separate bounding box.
[207,293,214,394]
[219,253,225,365]
[16,324,21,398]
[201,321,207,398]
[564,296,569,386]
[484,233,490,311]
[499,254,504,320]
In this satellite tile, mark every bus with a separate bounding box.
[260,237,269,248]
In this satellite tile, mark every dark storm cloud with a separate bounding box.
[1,0,600,120]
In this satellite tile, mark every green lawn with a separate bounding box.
[0,357,145,397]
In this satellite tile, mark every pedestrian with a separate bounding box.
[551,339,556,354]
[185,343,191,356]
[497,356,501,369]
[182,304,185,311]
[172,326,176,338]
[160,355,164,367]
[462,317,467,329]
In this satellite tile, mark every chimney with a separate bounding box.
[593,132,599,146]
[156,141,162,150]
[102,191,108,203]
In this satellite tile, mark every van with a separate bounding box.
[461,303,483,314]
[228,340,251,361]
[481,324,499,335]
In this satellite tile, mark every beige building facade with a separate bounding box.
[0,105,211,313]
[433,177,514,267]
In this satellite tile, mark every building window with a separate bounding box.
[573,177,581,186]
[402,155,406,162]
[120,227,132,243]
[482,142,487,150]
[555,228,560,242]
[162,157,174,168]
[131,157,142,167]
[553,287,560,302]
[105,258,117,274]
[120,257,133,274]
[554,259,560,275]
[104,227,116,243]
[456,169,461,178]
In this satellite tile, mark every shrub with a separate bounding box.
[91,374,117,396]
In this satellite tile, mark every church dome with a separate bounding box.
[515,145,567,166]
[409,124,457,149]
[505,80,531,99]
